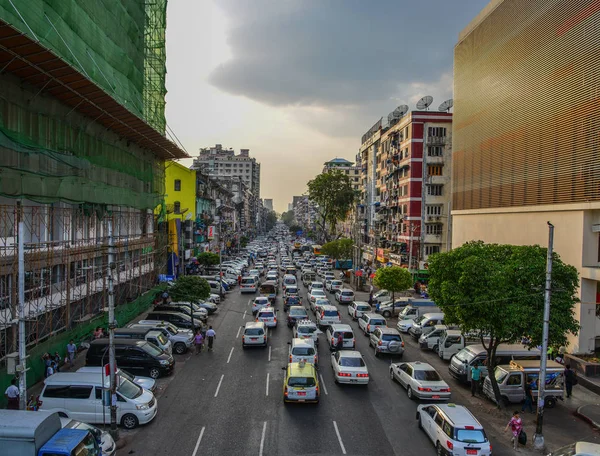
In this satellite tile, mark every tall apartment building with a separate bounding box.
[323,158,362,192]
[293,196,318,234]
[263,199,274,211]
[452,0,600,353]
[358,112,452,267]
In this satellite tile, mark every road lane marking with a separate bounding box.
[268,345,271,361]
[243,310,247,319]
[266,373,270,396]
[214,374,224,398]
[319,374,328,395]
[191,426,205,456]
[227,347,234,364]
[236,326,241,338]
[259,421,267,456]
[333,421,347,455]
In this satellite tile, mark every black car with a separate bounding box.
[146,311,204,331]
[86,339,174,379]
[287,306,309,328]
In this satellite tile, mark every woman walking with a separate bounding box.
[194,330,204,355]
[505,411,523,451]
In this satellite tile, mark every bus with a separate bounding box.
[312,244,322,255]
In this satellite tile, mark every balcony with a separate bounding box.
[426,136,446,146]
[426,155,444,165]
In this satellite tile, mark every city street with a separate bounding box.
[119,271,523,456]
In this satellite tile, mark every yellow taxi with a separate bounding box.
[282,360,320,404]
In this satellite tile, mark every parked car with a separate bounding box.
[347,301,372,320]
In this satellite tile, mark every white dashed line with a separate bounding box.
[319,374,328,395]
[259,421,267,456]
[243,310,247,319]
[227,347,234,364]
[214,374,224,398]
[268,345,271,361]
[333,421,347,454]
[191,426,205,456]
[236,326,241,338]
[266,373,270,396]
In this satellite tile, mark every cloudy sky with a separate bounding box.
[165,0,489,213]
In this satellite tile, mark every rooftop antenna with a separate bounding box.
[438,99,454,112]
[416,95,433,111]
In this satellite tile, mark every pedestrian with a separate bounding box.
[564,364,577,398]
[337,332,344,351]
[206,326,216,351]
[162,291,169,305]
[522,378,534,413]
[53,352,61,372]
[93,326,103,339]
[46,362,55,377]
[369,283,374,295]
[42,353,52,378]
[504,411,523,451]
[194,330,204,355]
[66,339,77,367]
[547,346,556,361]
[470,362,482,396]
[368,292,374,306]
[238,274,242,286]
[5,378,19,410]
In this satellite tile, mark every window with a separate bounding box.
[69,385,93,399]
[428,146,443,157]
[426,205,442,216]
[434,413,444,427]
[425,245,440,255]
[345,170,349,175]
[428,165,443,176]
[43,385,70,398]
[427,185,443,196]
[428,127,447,137]
[355,170,359,175]
[426,224,443,235]
[507,374,522,386]
[173,201,181,214]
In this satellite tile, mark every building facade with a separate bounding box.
[323,158,362,192]
[452,0,600,353]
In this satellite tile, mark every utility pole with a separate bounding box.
[107,219,119,440]
[217,214,223,298]
[533,221,554,451]
[17,219,27,410]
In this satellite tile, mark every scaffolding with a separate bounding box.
[0,203,167,364]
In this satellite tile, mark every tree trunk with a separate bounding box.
[486,342,504,409]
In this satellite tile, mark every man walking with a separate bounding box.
[565,364,577,398]
[470,362,482,396]
[206,326,216,351]
[66,339,77,367]
[522,378,534,413]
[194,330,204,355]
[5,378,19,410]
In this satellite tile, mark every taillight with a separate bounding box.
[446,440,453,451]
[313,355,317,363]
[242,335,245,342]
[378,340,382,346]
[331,337,335,345]
[289,355,292,362]
[367,324,371,332]
[418,386,432,392]
[274,317,277,322]
[440,388,451,392]
[339,372,351,377]
[284,387,288,397]
[356,373,369,378]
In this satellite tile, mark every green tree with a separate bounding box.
[265,210,278,231]
[168,276,211,325]
[307,170,355,242]
[321,240,341,259]
[197,252,219,269]
[240,236,249,248]
[322,238,354,261]
[373,266,413,303]
[427,241,580,407]
[281,210,295,226]
[337,238,354,260]
[288,224,303,235]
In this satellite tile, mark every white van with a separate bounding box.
[39,372,157,429]
[408,313,445,340]
[282,274,297,291]
[240,276,258,293]
[288,338,318,366]
[76,366,156,393]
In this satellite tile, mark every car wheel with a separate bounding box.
[407,386,414,400]
[174,343,187,355]
[436,442,443,456]
[122,413,139,430]
[149,367,161,379]
[433,344,439,354]
[417,414,422,430]
[382,311,391,318]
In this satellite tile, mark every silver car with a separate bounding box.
[389,361,451,400]
[369,327,404,358]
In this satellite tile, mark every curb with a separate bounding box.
[575,405,600,430]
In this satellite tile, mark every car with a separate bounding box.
[287,306,309,328]
[248,269,261,281]
[240,276,258,293]
[266,272,279,283]
[208,293,221,304]
[377,299,410,318]
[369,327,404,358]
[310,297,330,314]
[372,289,391,303]
[391,361,450,400]
[251,296,271,314]
[335,288,355,304]
[308,289,327,304]
[316,305,341,329]
[283,295,302,312]
[283,360,320,404]
[416,404,490,455]
[396,318,416,333]
[358,313,387,336]
[323,271,335,281]
[154,302,208,321]
[288,338,318,366]
[308,281,325,294]
[242,321,268,348]
[60,417,116,456]
[293,319,319,345]
[256,307,278,328]
[347,301,372,320]
[327,279,343,292]
[331,350,369,385]
[195,301,218,314]
[325,324,355,350]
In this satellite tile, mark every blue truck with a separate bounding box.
[0,410,102,456]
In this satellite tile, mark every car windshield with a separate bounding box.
[414,370,442,381]
[241,279,255,284]
[382,334,402,342]
[142,342,163,357]
[358,305,370,311]
[118,369,134,382]
[255,299,268,304]
[413,315,426,325]
[371,320,385,326]
[290,309,307,316]
[495,368,509,383]
[339,357,365,367]
[324,310,338,317]
[288,376,316,387]
[312,283,323,288]
[292,347,315,356]
[342,292,353,296]
[332,281,342,285]
[69,420,101,440]
[316,299,329,305]
[245,328,264,335]
[455,349,476,364]
[312,291,325,297]
[117,377,143,399]
[156,333,168,345]
[298,326,316,334]
[164,325,177,335]
[456,429,486,443]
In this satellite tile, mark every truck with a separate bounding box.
[0,410,102,456]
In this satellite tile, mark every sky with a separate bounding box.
[164,0,490,213]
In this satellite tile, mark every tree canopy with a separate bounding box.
[307,170,355,242]
[197,252,220,267]
[265,210,278,232]
[427,241,580,406]
[168,276,211,302]
[281,210,295,226]
[373,266,413,301]
[322,238,354,260]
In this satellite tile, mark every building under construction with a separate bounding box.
[0,1,187,362]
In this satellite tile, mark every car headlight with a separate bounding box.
[136,403,150,410]
[160,359,169,365]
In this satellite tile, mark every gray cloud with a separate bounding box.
[209,0,489,108]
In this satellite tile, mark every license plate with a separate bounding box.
[251,338,257,341]
[466,450,477,455]
[297,391,306,396]
[432,395,440,399]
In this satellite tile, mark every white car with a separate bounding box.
[347,301,372,320]
[327,280,343,292]
[293,320,319,345]
[248,269,260,281]
[242,322,268,348]
[251,296,270,314]
[390,361,451,400]
[308,289,327,303]
[256,307,277,328]
[358,313,387,336]
[266,273,278,284]
[308,281,325,294]
[331,350,369,385]
[316,305,341,328]
[208,293,221,304]
[397,318,416,333]
[289,338,318,366]
[335,288,355,303]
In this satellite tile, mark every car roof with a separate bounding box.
[257,307,275,313]
[297,319,316,326]
[291,338,315,347]
[289,306,307,312]
[363,312,384,319]
[337,350,362,358]
[288,362,317,377]
[255,296,269,301]
[339,289,354,292]
[406,361,435,371]
[321,305,338,311]
[245,321,265,329]
[43,372,109,387]
[433,404,482,428]
[329,324,352,331]
[377,327,399,334]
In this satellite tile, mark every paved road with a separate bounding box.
[119,270,517,456]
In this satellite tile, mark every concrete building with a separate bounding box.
[293,196,318,234]
[0,1,186,359]
[264,199,274,212]
[452,0,600,353]
[323,158,362,192]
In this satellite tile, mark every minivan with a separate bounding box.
[449,344,541,383]
[288,338,318,365]
[242,321,268,348]
[408,313,445,340]
[325,324,355,350]
[76,366,156,393]
[240,276,258,293]
[113,328,172,355]
[358,313,387,336]
[282,274,297,291]
[86,339,175,379]
[39,372,157,429]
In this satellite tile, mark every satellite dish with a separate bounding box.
[416,96,433,110]
[394,105,409,117]
[438,99,454,112]
[387,112,398,123]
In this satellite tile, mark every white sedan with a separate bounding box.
[308,289,327,304]
[251,296,270,314]
[331,350,369,385]
[396,318,415,333]
[389,361,451,400]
